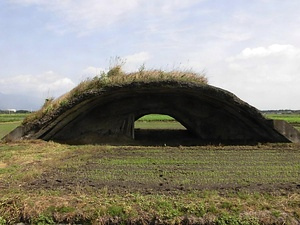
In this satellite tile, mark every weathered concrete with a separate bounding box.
[270,120,300,143]
[3,81,300,144]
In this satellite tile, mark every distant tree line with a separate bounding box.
[0,110,32,114]
[261,110,300,114]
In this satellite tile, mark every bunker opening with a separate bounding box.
[134,114,198,146]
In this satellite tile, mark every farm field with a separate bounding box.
[135,114,185,131]
[0,141,300,224]
[0,114,28,140]
[0,122,20,140]
[0,113,29,123]
[0,113,29,139]
[264,113,300,131]
[0,113,300,224]
[264,114,300,123]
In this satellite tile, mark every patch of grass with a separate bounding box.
[0,114,28,139]
[135,114,187,130]
[0,216,6,225]
[216,213,260,225]
[0,122,21,139]
[265,114,300,123]
[138,114,176,121]
[107,205,126,218]
[0,141,73,184]
[32,214,55,225]
[265,113,300,131]
[0,113,29,123]
[76,146,300,188]
[1,191,298,224]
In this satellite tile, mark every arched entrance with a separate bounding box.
[4,81,298,144]
[134,114,196,146]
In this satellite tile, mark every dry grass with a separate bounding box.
[23,67,207,125]
[1,186,300,224]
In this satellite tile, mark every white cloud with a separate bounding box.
[213,44,300,109]
[125,52,150,63]
[216,27,252,42]
[9,0,203,35]
[0,71,75,98]
[82,66,106,76]
[156,0,201,14]
[9,0,44,4]
[123,51,151,72]
[10,0,140,35]
[231,44,300,59]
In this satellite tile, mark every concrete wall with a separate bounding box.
[3,81,298,145]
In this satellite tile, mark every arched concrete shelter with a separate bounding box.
[3,76,300,145]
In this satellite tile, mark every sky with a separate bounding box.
[1,0,300,110]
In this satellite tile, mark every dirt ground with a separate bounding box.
[29,171,300,196]
[25,144,300,195]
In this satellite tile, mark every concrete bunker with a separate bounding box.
[3,77,300,145]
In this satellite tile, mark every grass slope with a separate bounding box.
[0,141,299,224]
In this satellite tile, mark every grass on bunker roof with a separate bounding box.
[0,141,300,224]
[22,67,207,125]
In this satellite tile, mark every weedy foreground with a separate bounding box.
[0,141,299,224]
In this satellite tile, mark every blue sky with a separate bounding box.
[1,0,300,110]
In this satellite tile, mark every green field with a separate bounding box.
[138,114,175,121]
[0,113,29,123]
[0,122,20,139]
[0,114,28,139]
[0,113,300,223]
[264,113,300,131]
[264,114,300,123]
[136,114,185,130]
